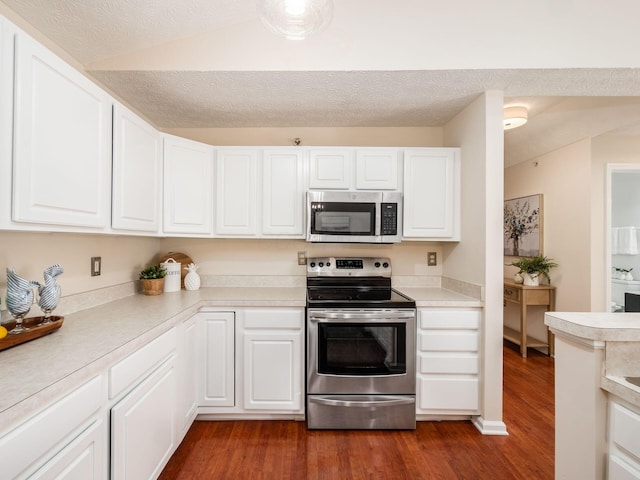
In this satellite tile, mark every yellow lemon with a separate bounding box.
[0,325,7,339]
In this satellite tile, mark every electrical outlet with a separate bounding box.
[427,252,437,266]
[91,256,101,276]
[298,251,307,266]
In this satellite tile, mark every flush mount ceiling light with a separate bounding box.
[503,106,528,130]
[258,0,334,40]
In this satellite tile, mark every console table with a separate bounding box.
[503,279,556,357]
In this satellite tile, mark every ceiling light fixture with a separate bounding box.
[257,0,334,40]
[503,106,528,130]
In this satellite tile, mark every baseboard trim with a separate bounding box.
[471,416,509,435]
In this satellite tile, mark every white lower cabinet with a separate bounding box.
[416,308,480,416]
[176,315,198,443]
[240,309,304,412]
[111,356,177,480]
[30,419,106,480]
[0,376,105,480]
[609,399,640,479]
[198,307,304,415]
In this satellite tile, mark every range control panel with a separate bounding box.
[306,257,391,277]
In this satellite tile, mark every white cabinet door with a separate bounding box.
[163,134,214,235]
[355,149,399,190]
[12,32,112,229]
[242,330,303,411]
[199,311,235,407]
[240,308,304,412]
[112,104,161,233]
[176,315,198,443]
[30,419,106,480]
[308,148,353,189]
[0,16,14,229]
[403,148,460,240]
[215,148,258,236]
[262,148,305,237]
[111,357,176,480]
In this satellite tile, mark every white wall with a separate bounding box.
[504,139,593,340]
[0,231,160,302]
[444,91,505,430]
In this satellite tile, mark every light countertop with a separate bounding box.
[400,287,483,308]
[544,311,640,341]
[0,285,478,432]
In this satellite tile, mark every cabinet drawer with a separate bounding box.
[609,455,640,480]
[503,287,520,302]
[419,331,478,352]
[243,308,304,329]
[418,377,479,411]
[109,328,176,399]
[419,309,480,329]
[419,353,478,374]
[611,402,640,463]
[0,376,102,480]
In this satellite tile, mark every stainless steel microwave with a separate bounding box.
[306,191,402,243]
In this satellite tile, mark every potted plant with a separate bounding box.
[139,264,166,296]
[508,255,558,286]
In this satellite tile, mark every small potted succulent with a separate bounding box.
[508,255,558,286]
[139,264,166,296]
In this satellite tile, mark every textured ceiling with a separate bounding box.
[4,0,640,166]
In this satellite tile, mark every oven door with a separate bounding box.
[307,309,416,395]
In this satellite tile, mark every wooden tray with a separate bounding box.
[0,316,64,351]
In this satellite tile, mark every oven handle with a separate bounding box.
[309,396,415,408]
[309,311,414,322]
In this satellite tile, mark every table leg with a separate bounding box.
[520,290,528,358]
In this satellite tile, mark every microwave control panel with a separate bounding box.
[380,203,398,235]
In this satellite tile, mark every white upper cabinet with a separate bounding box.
[12,31,112,229]
[262,148,306,237]
[215,148,258,236]
[355,149,400,190]
[403,148,460,240]
[163,134,214,235]
[308,148,353,189]
[112,104,161,233]
[0,16,14,229]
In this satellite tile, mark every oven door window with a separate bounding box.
[311,202,375,236]
[317,323,406,375]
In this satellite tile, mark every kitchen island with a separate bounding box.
[545,311,640,480]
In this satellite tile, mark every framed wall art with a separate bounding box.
[504,194,543,257]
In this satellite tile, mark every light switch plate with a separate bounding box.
[91,257,101,276]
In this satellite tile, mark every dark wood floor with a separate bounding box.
[159,343,554,479]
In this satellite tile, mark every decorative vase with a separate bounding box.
[184,263,201,291]
[513,273,524,284]
[522,272,540,286]
[32,264,63,325]
[6,268,35,334]
[141,278,164,296]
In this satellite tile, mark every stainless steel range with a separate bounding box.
[306,257,417,429]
